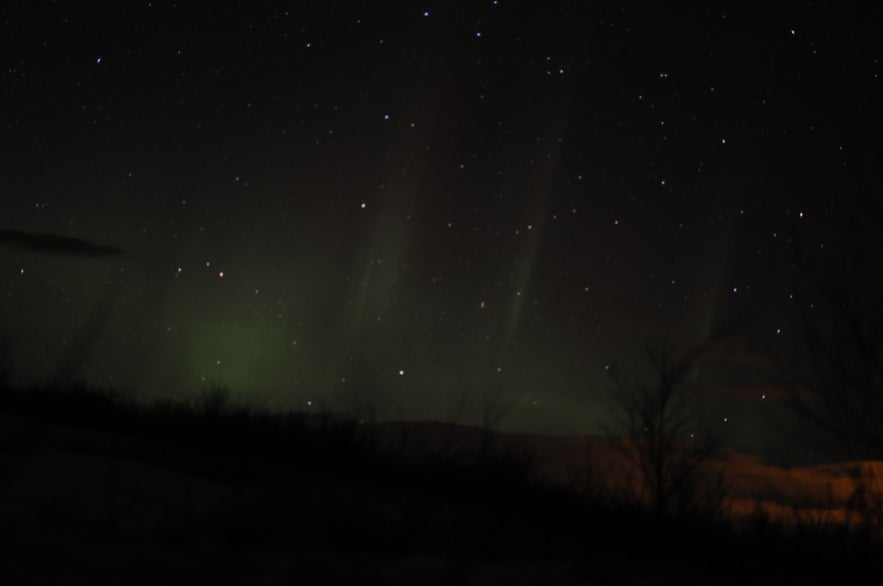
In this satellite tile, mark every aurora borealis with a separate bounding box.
[1,2,879,455]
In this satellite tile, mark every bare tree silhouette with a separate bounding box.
[789,190,883,536]
[791,191,883,460]
[606,334,729,518]
[473,384,519,457]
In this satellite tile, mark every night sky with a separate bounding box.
[1,2,880,455]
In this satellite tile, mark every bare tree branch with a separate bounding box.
[790,192,883,459]
[606,335,728,518]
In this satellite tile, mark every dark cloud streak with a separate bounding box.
[0,229,123,257]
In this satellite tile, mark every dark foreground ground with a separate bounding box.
[1,384,880,585]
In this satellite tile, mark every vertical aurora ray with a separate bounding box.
[501,94,571,356]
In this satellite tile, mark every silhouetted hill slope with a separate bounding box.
[1,385,880,584]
